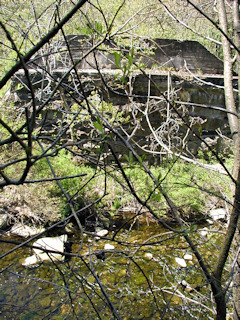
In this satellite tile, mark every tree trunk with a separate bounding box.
[215,292,227,320]
[231,150,240,320]
[232,2,240,318]
[217,1,240,319]
[217,0,239,143]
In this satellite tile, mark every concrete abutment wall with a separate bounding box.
[11,37,237,160]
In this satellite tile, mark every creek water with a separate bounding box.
[0,221,223,319]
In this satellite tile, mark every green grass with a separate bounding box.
[48,151,233,220]
[0,139,233,225]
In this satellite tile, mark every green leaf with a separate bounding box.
[129,151,134,164]
[93,121,103,134]
[157,172,162,182]
[123,152,134,164]
[138,154,146,165]
[114,52,121,69]
[190,225,197,232]
[120,76,127,84]
[123,65,128,74]
[95,21,103,33]
[127,53,133,67]
[130,47,134,58]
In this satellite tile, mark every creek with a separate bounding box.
[0,220,223,319]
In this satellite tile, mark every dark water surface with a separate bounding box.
[0,223,221,319]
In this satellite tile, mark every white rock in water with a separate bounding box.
[104,243,115,250]
[11,223,45,238]
[22,255,39,266]
[144,253,153,260]
[175,257,187,268]
[180,280,193,292]
[200,227,208,237]
[184,253,193,261]
[206,219,214,225]
[22,234,67,266]
[96,229,109,237]
[33,235,67,260]
[209,208,226,221]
